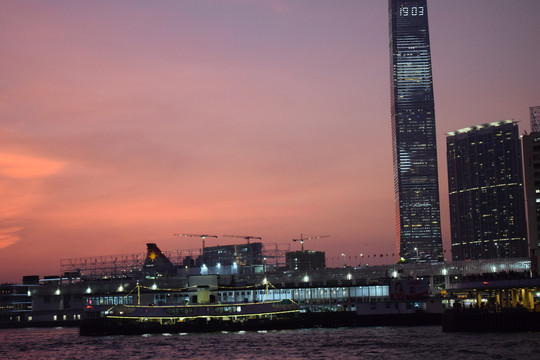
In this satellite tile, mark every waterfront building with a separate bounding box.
[4,238,533,328]
[0,284,34,323]
[446,120,528,261]
[521,106,540,276]
[389,0,443,262]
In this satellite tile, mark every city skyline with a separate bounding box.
[1,0,540,282]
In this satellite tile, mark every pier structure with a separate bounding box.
[445,276,539,311]
[3,240,539,330]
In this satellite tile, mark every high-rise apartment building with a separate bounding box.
[389,0,443,263]
[446,120,528,261]
[521,106,540,276]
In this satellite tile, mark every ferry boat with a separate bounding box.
[80,282,300,336]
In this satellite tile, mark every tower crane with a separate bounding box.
[173,233,218,253]
[223,235,262,244]
[292,234,330,252]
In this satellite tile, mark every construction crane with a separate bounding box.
[173,233,218,253]
[292,234,330,252]
[223,235,262,244]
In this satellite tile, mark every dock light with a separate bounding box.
[262,278,267,285]
[442,268,448,276]
[54,289,61,295]
[491,265,497,273]
[217,263,221,268]
[118,285,124,292]
[303,275,309,283]
[85,287,92,294]
[201,264,208,275]
[392,270,398,278]
[347,273,352,281]
[151,283,157,290]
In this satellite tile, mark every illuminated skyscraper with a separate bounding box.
[521,106,540,276]
[389,0,443,262]
[447,121,528,261]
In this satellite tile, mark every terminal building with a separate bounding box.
[1,241,536,329]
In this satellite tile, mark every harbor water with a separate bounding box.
[1,326,538,360]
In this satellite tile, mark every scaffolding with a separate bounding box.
[261,243,290,269]
[60,244,290,278]
[59,249,200,279]
[60,253,146,279]
[530,106,540,132]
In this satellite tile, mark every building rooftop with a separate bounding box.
[446,119,515,136]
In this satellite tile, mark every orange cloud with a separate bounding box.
[0,226,23,249]
[0,152,64,179]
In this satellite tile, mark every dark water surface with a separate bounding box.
[1,326,538,359]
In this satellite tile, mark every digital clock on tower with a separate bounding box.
[399,6,424,16]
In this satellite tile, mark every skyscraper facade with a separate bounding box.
[446,121,528,261]
[521,106,540,276]
[389,0,443,263]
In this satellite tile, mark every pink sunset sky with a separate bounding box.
[1,0,539,282]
